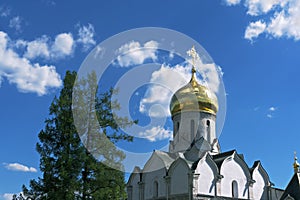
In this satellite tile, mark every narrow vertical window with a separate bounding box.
[232,180,238,198]
[153,181,158,197]
[206,120,210,127]
[206,120,211,142]
[191,120,195,140]
[176,122,180,132]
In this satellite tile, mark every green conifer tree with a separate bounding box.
[22,71,135,200]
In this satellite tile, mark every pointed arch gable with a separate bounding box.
[198,153,219,174]
[168,157,191,175]
[251,161,271,186]
[127,166,141,186]
[168,157,191,195]
[142,151,174,199]
[251,161,271,200]
[127,166,142,200]
[143,151,168,173]
[194,153,219,196]
[219,151,251,199]
[232,152,251,179]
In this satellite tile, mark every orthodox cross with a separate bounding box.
[187,45,200,71]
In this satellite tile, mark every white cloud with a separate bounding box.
[4,162,37,172]
[52,33,74,57]
[266,106,277,118]
[223,0,300,41]
[138,126,172,142]
[0,31,62,95]
[2,193,14,200]
[22,33,74,60]
[116,40,158,67]
[77,23,96,52]
[245,0,287,16]
[245,20,267,41]
[24,36,50,59]
[9,16,22,32]
[266,6,300,40]
[2,192,24,200]
[224,0,241,6]
[139,64,191,117]
[0,22,98,95]
[269,106,277,111]
[139,58,221,117]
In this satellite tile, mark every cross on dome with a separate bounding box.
[187,45,200,73]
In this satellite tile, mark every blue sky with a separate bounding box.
[1,0,300,199]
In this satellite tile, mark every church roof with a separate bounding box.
[212,150,236,168]
[184,137,211,162]
[280,173,300,200]
[153,150,177,169]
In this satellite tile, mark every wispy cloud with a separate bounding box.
[0,6,11,17]
[76,23,96,52]
[1,192,24,200]
[254,105,278,118]
[9,16,22,32]
[224,0,241,6]
[4,162,37,172]
[2,193,14,200]
[138,126,172,142]
[267,106,278,118]
[267,114,273,118]
[245,20,266,41]
[223,0,300,41]
[269,106,277,111]
[115,40,158,67]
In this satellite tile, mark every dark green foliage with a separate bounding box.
[22,71,135,200]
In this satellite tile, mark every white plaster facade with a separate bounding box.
[127,149,276,200]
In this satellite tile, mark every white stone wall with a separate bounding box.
[169,159,189,195]
[220,156,250,199]
[129,173,140,200]
[195,155,216,196]
[170,111,216,153]
[252,167,268,200]
[143,168,166,200]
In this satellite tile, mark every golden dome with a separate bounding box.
[170,67,218,116]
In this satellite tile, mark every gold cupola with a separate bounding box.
[169,46,218,117]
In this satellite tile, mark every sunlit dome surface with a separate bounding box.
[170,67,218,116]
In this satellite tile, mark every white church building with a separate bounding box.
[126,47,300,200]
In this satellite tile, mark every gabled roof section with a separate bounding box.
[250,160,271,186]
[143,150,176,173]
[280,173,300,200]
[184,136,211,162]
[168,156,192,175]
[212,149,251,179]
[191,152,219,175]
[212,149,236,168]
[127,166,142,185]
[154,150,177,169]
